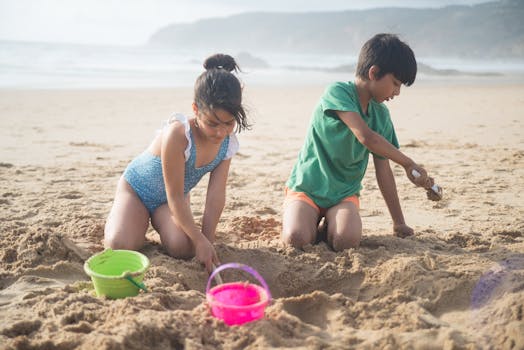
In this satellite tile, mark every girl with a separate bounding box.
[104,54,250,273]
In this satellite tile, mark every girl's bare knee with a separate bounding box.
[165,244,193,259]
[104,224,144,250]
[162,235,194,259]
[104,233,144,251]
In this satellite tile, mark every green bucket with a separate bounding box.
[84,249,150,299]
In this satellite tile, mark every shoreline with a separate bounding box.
[2,63,524,91]
[1,71,524,91]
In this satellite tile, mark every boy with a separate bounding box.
[282,33,436,251]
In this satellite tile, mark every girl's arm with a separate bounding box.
[161,122,218,271]
[336,110,427,186]
[373,156,413,237]
[202,158,231,242]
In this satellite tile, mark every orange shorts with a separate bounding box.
[284,187,360,215]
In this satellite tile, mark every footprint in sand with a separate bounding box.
[58,191,84,199]
[254,207,277,215]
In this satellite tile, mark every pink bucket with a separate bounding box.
[206,263,271,326]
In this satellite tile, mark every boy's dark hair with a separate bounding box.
[356,33,417,86]
[194,53,250,132]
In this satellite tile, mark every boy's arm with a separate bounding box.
[336,110,427,186]
[373,156,414,238]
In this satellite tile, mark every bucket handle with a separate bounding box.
[125,275,148,292]
[206,263,271,301]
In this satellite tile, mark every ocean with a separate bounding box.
[1,40,523,89]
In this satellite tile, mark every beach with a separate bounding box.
[0,80,523,349]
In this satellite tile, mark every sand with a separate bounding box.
[0,80,523,349]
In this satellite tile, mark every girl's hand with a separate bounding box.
[393,223,414,238]
[194,237,220,273]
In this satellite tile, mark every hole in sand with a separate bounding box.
[281,291,344,329]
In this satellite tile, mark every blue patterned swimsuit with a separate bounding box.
[123,115,233,214]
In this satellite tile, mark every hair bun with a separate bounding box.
[203,54,239,73]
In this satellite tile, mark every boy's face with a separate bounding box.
[371,71,402,103]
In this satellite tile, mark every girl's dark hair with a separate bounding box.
[194,53,250,132]
[356,33,417,86]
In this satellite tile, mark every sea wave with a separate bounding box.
[1,40,523,89]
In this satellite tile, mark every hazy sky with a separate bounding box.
[0,0,494,45]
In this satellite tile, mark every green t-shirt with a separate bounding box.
[286,81,399,208]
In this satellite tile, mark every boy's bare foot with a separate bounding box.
[393,223,414,238]
[316,218,328,243]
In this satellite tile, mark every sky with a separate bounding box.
[0,0,494,46]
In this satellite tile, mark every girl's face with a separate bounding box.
[194,104,236,143]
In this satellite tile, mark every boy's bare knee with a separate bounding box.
[281,229,311,249]
[330,232,361,252]
[332,238,359,252]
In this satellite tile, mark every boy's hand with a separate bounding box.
[393,223,414,238]
[406,164,443,201]
[406,165,433,188]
